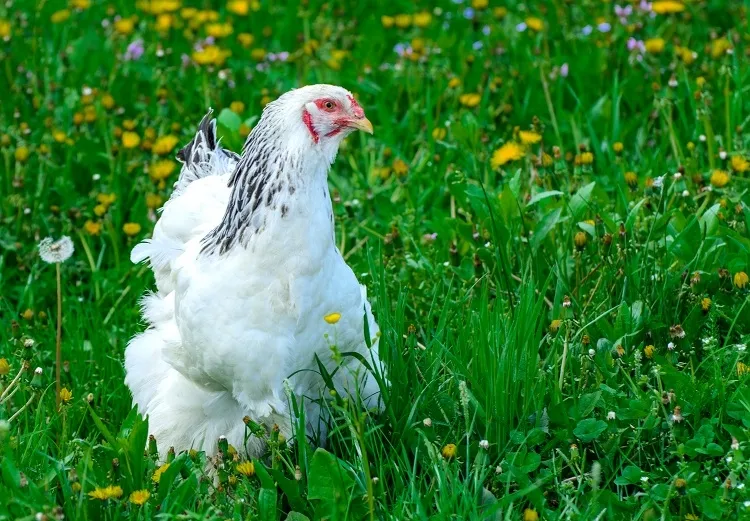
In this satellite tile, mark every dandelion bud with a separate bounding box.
[574,231,587,250]
[148,435,158,457]
[473,254,482,277]
[449,242,460,266]
[31,367,43,388]
[167,446,176,463]
[217,436,228,456]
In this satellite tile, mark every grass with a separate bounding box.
[1,0,750,519]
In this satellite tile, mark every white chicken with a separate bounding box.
[125,85,383,457]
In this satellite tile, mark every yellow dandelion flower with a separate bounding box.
[156,14,173,32]
[645,38,665,54]
[392,159,409,176]
[730,155,748,173]
[651,1,685,14]
[413,11,432,27]
[71,0,91,9]
[123,223,142,236]
[738,362,749,376]
[59,387,73,403]
[206,22,233,38]
[237,32,254,48]
[51,10,71,23]
[644,345,655,359]
[624,171,638,188]
[94,204,107,217]
[84,220,102,235]
[0,19,11,39]
[250,48,266,61]
[229,101,245,114]
[239,123,252,137]
[459,93,481,108]
[494,7,508,19]
[146,193,163,209]
[394,14,412,28]
[491,142,525,169]
[129,489,150,505]
[472,0,488,9]
[15,146,30,162]
[518,130,542,145]
[710,37,731,58]
[448,77,461,89]
[441,443,457,459]
[52,130,67,143]
[0,358,10,376]
[113,17,136,36]
[675,46,696,65]
[710,169,730,188]
[236,461,255,476]
[684,514,699,521]
[525,17,544,32]
[613,142,624,153]
[579,151,594,165]
[432,127,447,141]
[380,15,394,28]
[324,312,341,324]
[192,45,231,66]
[96,193,115,207]
[88,485,123,500]
[152,463,170,483]
[734,271,749,289]
[523,509,540,521]
[549,319,562,333]
[227,0,250,16]
[152,135,179,156]
[700,297,711,312]
[122,131,141,149]
[150,160,176,182]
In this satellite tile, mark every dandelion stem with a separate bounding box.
[56,262,62,407]
[0,362,27,402]
[9,393,36,423]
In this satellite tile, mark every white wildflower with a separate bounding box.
[479,439,489,450]
[719,150,727,160]
[607,411,616,420]
[423,418,432,427]
[39,236,74,263]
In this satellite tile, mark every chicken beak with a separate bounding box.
[348,117,374,135]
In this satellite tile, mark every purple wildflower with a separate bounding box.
[124,39,144,61]
[560,63,569,77]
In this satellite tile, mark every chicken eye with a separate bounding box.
[324,101,335,111]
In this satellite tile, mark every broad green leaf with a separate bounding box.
[569,182,596,220]
[573,418,607,443]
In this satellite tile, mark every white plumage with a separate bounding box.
[125,85,383,457]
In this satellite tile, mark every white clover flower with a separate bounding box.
[34,367,43,374]
[719,150,727,160]
[607,411,616,420]
[39,236,74,263]
[479,439,489,450]
[422,418,432,427]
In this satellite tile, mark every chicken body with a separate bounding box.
[125,86,382,456]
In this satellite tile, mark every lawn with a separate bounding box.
[1,0,749,519]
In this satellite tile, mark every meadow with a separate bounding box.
[1,0,749,519]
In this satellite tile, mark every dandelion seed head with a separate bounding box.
[39,236,74,263]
